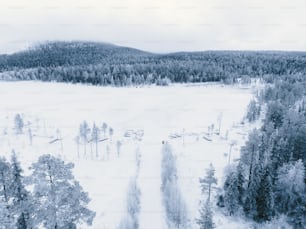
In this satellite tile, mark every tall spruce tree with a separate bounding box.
[243,163,262,219]
[255,167,274,221]
[236,163,245,205]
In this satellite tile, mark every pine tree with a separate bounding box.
[236,163,245,205]
[223,170,240,216]
[243,163,262,219]
[0,157,14,229]
[199,163,217,203]
[10,152,33,229]
[197,201,215,229]
[14,114,24,134]
[287,194,306,229]
[255,167,274,221]
[29,154,95,228]
[276,160,305,228]
[0,157,11,203]
[240,129,261,189]
[91,123,100,158]
[246,99,261,122]
[0,202,15,229]
[101,122,107,137]
[79,121,90,156]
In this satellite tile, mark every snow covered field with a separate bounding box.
[0,81,257,228]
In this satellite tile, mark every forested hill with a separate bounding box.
[0,41,152,69]
[1,41,306,85]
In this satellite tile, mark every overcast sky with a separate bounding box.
[0,0,306,53]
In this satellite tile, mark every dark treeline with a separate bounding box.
[221,74,306,228]
[1,41,306,86]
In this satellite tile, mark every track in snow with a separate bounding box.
[138,133,168,229]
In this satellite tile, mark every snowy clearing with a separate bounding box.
[0,81,256,228]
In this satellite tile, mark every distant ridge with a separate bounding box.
[0,41,306,86]
[0,41,153,69]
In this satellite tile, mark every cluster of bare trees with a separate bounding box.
[76,121,116,159]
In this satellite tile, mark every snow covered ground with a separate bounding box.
[0,81,257,228]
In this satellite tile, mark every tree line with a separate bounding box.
[220,74,306,228]
[1,42,306,86]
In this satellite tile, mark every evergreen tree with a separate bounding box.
[240,129,261,189]
[10,152,33,229]
[287,194,306,229]
[220,68,306,225]
[256,167,274,221]
[29,154,95,229]
[91,123,100,158]
[14,114,24,134]
[199,163,217,203]
[236,163,245,205]
[246,99,261,122]
[101,122,107,137]
[0,157,11,203]
[265,101,285,129]
[243,163,262,219]
[79,121,90,156]
[197,201,215,229]
[0,202,15,229]
[276,160,305,228]
[223,170,240,216]
[0,157,14,228]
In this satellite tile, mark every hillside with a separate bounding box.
[0,41,152,70]
[1,41,306,85]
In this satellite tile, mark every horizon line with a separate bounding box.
[1,40,306,55]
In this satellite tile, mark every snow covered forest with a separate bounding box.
[0,42,305,229]
[1,42,306,86]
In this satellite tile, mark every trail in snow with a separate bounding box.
[138,132,168,229]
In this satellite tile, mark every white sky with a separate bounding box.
[0,0,306,53]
